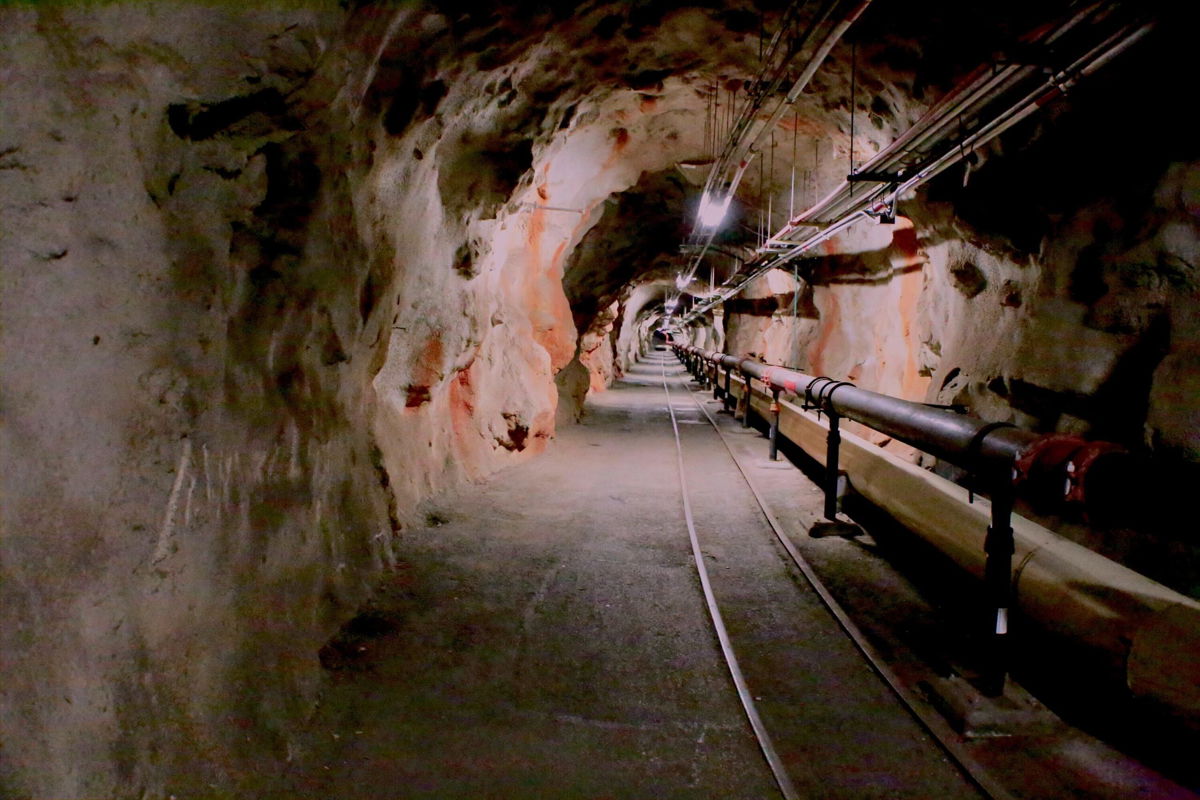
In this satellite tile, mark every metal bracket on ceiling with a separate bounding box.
[847,170,906,183]
[864,196,898,225]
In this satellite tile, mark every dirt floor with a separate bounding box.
[281,354,1197,799]
[281,356,977,798]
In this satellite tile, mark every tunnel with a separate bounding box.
[1,1,1198,797]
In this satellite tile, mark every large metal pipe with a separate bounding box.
[682,346,1064,489]
[760,382,1200,720]
[670,344,1200,719]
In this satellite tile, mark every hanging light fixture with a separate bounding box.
[697,192,731,228]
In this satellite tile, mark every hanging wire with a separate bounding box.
[769,130,776,233]
[790,106,798,220]
[711,82,717,160]
[720,85,729,146]
[716,79,722,159]
[714,84,720,157]
[813,138,819,207]
[958,113,976,187]
[679,0,868,293]
[712,79,718,160]
[759,7,765,64]
[792,264,800,316]
[713,78,720,159]
[704,81,712,161]
[731,82,739,144]
[758,142,765,247]
[849,39,857,197]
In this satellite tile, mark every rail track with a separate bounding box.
[659,349,1011,800]
[658,345,1200,799]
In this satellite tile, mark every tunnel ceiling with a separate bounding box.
[352,0,1188,351]
[358,0,1099,339]
[562,169,690,331]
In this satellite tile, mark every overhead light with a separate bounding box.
[698,193,731,228]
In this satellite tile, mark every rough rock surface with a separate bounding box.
[1,1,1197,796]
[0,2,799,795]
[0,8,378,796]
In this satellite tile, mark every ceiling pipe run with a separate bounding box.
[677,0,873,294]
[674,2,1156,328]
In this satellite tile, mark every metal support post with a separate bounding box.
[740,372,753,428]
[768,389,782,461]
[824,412,841,520]
[723,368,733,411]
[981,481,1015,697]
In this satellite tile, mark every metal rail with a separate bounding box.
[681,361,1011,800]
[659,356,802,800]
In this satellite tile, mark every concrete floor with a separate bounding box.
[283,354,1196,799]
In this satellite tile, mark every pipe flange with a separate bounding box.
[1014,434,1087,491]
[1064,441,1127,506]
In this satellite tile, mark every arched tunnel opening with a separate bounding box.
[2,1,1199,797]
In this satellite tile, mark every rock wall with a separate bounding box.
[614,280,674,373]
[0,2,785,795]
[0,7,386,796]
[579,301,620,393]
